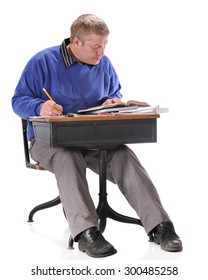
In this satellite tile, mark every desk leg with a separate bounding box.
[96,149,143,233]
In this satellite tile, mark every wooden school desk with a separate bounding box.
[29,113,159,234]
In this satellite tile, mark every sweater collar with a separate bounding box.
[60,38,100,70]
[60,38,75,69]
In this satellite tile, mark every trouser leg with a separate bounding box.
[30,140,99,239]
[84,145,170,234]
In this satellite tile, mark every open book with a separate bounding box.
[77,100,150,114]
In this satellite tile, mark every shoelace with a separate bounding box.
[160,225,179,240]
[68,229,102,250]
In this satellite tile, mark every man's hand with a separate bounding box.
[40,100,63,116]
[102,98,121,106]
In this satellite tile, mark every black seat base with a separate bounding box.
[28,196,61,222]
[96,149,142,233]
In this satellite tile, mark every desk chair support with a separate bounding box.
[22,119,61,222]
[97,149,142,233]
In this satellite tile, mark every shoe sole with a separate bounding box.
[78,244,117,258]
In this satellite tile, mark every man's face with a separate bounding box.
[76,34,108,65]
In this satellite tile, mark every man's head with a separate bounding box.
[70,14,109,42]
[68,14,109,65]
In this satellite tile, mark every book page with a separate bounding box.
[77,100,149,113]
[126,100,149,106]
[77,100,126,113]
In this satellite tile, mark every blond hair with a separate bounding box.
[70,14,110,41]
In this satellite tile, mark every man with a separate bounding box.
[12,14,182,258]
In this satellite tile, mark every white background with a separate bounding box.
[1,0,208,279]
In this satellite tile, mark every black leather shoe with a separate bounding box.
[151,221,183,252]
[77,227,117,258]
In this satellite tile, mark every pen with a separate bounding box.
[42,87,54,101]
[42,87,63,115]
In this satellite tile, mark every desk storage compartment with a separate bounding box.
[32,119,157,147]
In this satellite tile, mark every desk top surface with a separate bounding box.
[30,114,160,123]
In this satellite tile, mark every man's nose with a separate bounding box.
[97,46,105,56]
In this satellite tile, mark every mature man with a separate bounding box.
[12,14,182,258]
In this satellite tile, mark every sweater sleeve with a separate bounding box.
[12,59,45,120]
[104,57,123,101]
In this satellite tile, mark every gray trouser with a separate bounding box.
[30,140,170,238]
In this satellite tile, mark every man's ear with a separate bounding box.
[72,36,81,46]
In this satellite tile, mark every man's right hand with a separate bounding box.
[40,100,63,116]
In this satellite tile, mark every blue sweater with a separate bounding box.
[12,39,122,140]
